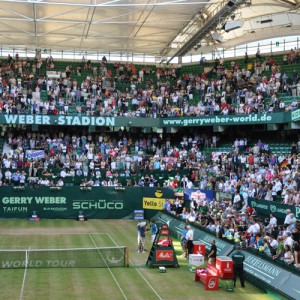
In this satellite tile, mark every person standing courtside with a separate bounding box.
[231,246,246,288]
[180,225,188,258]
[150,219,158,243]
[208,239,217,266]
[186,225,194,257]
[137,221,147,253]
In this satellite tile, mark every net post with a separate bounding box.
[25,249,28,268]
[125,246,129,267]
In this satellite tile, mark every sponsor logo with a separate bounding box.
[2,197,66,205]
[3,115,115,127]
[106,251,123,265]
[160,229,169,236]
[156,250,173,261]
[208,277,217,289]
[224,268,232,271]
[1,260,75,268]
[72,200,123,210]
[291,109,300,121]
[155,189,163,198]
[162,114,274,127]
[270,205,277,213]
[142,198,165,210]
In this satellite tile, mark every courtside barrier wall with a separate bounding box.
[216,192,300,222]
[248,197,300,222]
[153,212,300,300]
[0,186,174,219]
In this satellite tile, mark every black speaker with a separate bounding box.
[227,1,235,7]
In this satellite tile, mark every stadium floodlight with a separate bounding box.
[260,19,273,24]
[167,0,247,63]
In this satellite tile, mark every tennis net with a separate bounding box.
[0,246,129,269]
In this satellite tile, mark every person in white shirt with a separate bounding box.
[269,236,278,255]
[268,214,277,231]
[60,169,68,178]
[266,214,277,233]
[186,225,194,257]
[186,180,193,189]
[282,233,294,248]
[284,210,292,226]
[187,211,196,223]
[233,191,241,207]
[275,178,282,195]
[247,221,260,235]
[56,179,64,187]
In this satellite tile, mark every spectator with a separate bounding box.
[186,225,194,257]
[273,236,284,260]
[294,243,300,269]
[281,244,294,265]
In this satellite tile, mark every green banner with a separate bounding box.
[0,187,174,219]
[0,112,292,128]
[152,212,234,256]
[0,114,160,128]
[160,112,289,127]
[249,198,300,222]
[230,250,300,299]
[0,115,115,126]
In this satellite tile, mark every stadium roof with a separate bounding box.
[0,0,299,59]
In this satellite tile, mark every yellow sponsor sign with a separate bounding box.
[143,197,166,210]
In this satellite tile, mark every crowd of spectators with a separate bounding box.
[0,50,299,118]
[0,52,300,273]
[1,128,299,197]
[165,194,300,270]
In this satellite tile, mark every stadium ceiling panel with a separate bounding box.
[0,0,299,58]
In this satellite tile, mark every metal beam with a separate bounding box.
[277,0,296,6]
[0,0,219,7]
[167,0,247,63]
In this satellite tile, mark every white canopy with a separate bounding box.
[0,0,299,58]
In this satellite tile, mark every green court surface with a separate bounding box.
[0,219,276,300]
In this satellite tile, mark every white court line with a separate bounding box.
[19,247,30,300]
[0,232,109,236]
[106,233,163,300]
[88,234,128,300]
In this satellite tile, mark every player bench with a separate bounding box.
[195,264,219,291]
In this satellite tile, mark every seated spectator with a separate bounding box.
[261,237,272,256]
[269,235,278,256]
[294,243,300,269]
[273,236,284,260]
[281,244,294,265]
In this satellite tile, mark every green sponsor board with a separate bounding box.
[0,112,291,128]
[152,212,233,256]
[0,187,173,219]
[291,109,300,122]
[249,198,300,222]
[0,115,160,128]
[230,251,300,299]
[0,115,115,126]
[160,112,288,127]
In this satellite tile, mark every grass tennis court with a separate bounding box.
[0,219,275,300]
